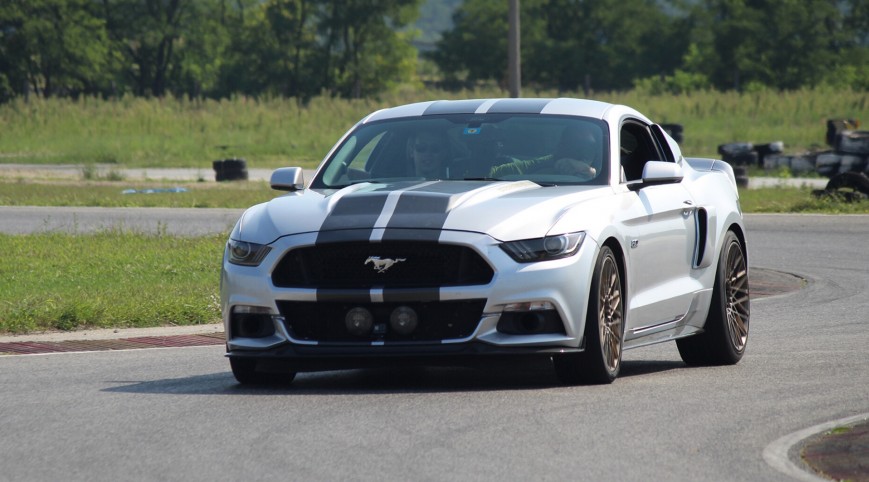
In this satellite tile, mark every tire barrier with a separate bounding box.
[722,119,869,179]
[826,119,859,146]
[813,119,869,178]
[812,172,869,202]
[834,130,869,155]
[763,153,819,175]
[717,142,758,166]
[213,158,249,181]
[754,141,784,166]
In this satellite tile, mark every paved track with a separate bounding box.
[0,213,867,481]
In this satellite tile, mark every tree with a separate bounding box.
[317,0,422,98]
[694,0,854,90]
[432,0,684,92]
[218,0,318,98]
[0,0,111,98]
[430,0,512,86]
[101,0,230,97]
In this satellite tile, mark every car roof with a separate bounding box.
[361,98,651,125]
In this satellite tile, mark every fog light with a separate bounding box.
[520,312,545,333]
[389,306,418,335]
[497,309,566,335]
[345,307,374,336]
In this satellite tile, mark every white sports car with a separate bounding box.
[220,98,750,385]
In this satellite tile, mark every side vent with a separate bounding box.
[694,207,716,268]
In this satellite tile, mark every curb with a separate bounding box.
[764,413,869,481]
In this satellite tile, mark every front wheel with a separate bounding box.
[677,230,750,365]
[554,246,624,385]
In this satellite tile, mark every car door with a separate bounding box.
[615,120,698,337]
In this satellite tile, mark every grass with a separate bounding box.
[740,186,869,214]
[0,178,277,208]
[1,87,867,169]
[0,231,225,334]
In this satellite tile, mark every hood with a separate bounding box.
[233,180,609,244]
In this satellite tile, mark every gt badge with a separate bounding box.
[365,256,406,273]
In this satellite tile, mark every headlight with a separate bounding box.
[227,239,272,266]
[500,232,585,262]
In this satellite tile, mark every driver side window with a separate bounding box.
[620,121,664,182]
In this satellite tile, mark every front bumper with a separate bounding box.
[226,341,585,373]
[220,229,600,362]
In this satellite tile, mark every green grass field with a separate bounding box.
[0,231,224,334]
[1,87,866,169]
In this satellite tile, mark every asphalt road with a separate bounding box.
[0,213,867,481]
[0,206,242,236]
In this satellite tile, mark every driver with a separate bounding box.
[409,131,450,178]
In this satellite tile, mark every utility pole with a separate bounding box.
[508,0,521,98]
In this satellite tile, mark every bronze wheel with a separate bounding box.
[677,230,750,365]
[598,251,623,373]
[554,246,624,384]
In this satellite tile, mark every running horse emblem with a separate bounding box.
[365,256,406,273]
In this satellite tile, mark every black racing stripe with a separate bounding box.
[316,229,374,244]
[422,99,488,116]
[380,228,441,242]
[316,193,389,244]
[383,193,450,237]
[316,289,370,303]
[486,98,552,114]
[382,288,440,303]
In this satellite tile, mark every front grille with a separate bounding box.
[277,300,486,343]
[272,242,494,289]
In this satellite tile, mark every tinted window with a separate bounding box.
[311,114,609,188]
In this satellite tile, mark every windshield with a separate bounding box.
[310,114,609,188]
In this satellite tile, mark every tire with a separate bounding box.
[677,231,750,366]
[826,172,869,196]
[230,357,297,386]
[214,158,249,181]
[554,246,624,385]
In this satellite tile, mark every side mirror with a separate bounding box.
[270,167,305,191]
[643,161,683,183]
[628,161,683,190]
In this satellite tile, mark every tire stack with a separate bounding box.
[811,119,869,201]
[213,158,249,181]
[717,143,756,188]
[813,119,868,178]
[762,151,817,175]
[813,171,869,202]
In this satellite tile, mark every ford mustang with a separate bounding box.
[220,98,750,385]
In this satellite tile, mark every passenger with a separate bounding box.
[490,123,600,179]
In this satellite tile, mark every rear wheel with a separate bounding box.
[554,246,624,385]
[677,230,750,365]
[230,357,297,386]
